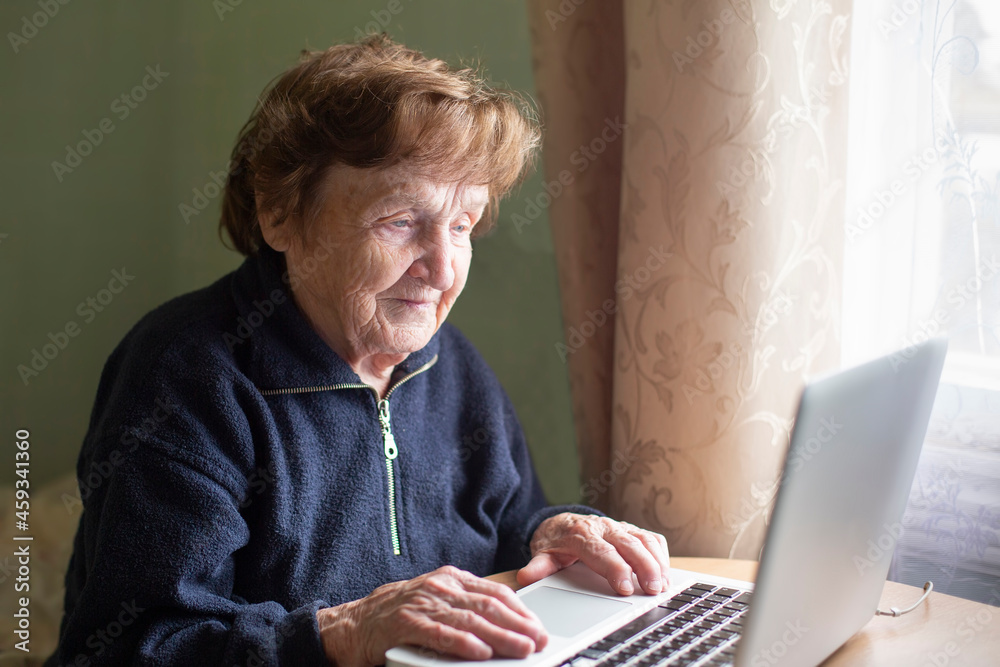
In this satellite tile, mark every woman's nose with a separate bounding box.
[410,227,455,291]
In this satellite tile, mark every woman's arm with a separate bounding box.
[54,439,329,666]
[489,389,605,573]
[486,384,670,596]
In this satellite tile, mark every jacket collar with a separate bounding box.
[229,246,441,393]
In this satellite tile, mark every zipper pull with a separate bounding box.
[378,399,398,459]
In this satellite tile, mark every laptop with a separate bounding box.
[386,338,948,667]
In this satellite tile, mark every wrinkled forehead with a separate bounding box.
[321,162,490,216]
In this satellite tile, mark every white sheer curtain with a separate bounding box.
[843,0,1000,604]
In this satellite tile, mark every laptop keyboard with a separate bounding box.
[559,583,751,667]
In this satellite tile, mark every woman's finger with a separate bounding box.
[570,539,637,595]
[516,551,577,587]
[428,566,549,651]
[603,527,665,594]
[522,514,673,597]
[431,605,539,658]
[447,591,548,650]
[409,619,493,661]
[448,567,541,621]
[631,529,671,588]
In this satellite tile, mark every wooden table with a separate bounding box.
[489,558,1000,666]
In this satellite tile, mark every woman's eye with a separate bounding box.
[389,219,410,229]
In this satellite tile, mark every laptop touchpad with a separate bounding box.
[520,586,632,638]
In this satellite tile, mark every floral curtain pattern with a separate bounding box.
[529,0,852,558]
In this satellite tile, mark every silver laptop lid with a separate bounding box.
[736,338,947,666]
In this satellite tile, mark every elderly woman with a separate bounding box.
[50,35,670,666]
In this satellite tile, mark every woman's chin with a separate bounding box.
[375,321,440,355]
[365,299,449,355]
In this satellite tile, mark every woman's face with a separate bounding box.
[266,162,488,360]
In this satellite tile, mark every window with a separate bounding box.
[844,0,1000,604]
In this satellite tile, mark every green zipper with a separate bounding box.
[260,355,438,555]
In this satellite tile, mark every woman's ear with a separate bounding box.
[256,194,291,252]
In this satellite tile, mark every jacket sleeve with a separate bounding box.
[491,388,604,573]
[50,367,330,666]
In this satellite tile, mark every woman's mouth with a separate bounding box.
[397,298,435,309]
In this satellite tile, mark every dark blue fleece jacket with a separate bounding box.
[49,247,597,666]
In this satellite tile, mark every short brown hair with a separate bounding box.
[220,33,541,256]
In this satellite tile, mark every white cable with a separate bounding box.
[875,581,933,617]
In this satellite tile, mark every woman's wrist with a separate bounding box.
[317,598,367,667]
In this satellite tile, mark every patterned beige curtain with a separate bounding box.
[529,0,852,558]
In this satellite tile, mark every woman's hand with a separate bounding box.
[316,565,548,666]
[517,513,670,596]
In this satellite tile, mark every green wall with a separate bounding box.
[2,0,580,503]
